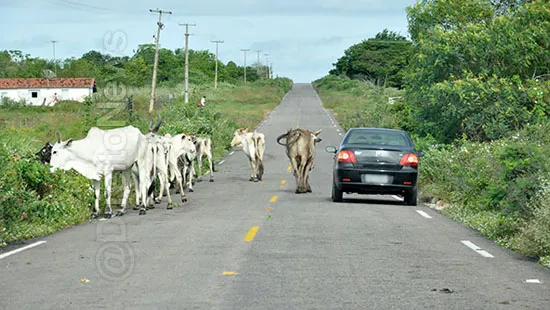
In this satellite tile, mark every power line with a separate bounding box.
[148,8,172,114]
[179,23,196,104]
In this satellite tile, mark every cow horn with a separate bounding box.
[56,130,62,143]
[276,133,288,146]
[148,120,153,132]
[152,117,162,133]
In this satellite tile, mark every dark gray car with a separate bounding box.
[326,127,424,205]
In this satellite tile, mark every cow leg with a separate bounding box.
[304,157,314,193]
[247,152,258,182]
[298,157,309,193]
[92,179,100,219]
[138,168,148,215]
[104,172,113,218]
[116,170,132,216]
[207,152,214,182]
[196,154,203,182]
[162,170,173,209]
[132,169,140,210]
[290,156,304,193]
[174,166,187,203]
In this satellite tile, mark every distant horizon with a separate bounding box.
[0,0,416,83]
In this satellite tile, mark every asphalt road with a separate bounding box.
[1,83,550,310]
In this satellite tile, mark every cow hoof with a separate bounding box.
[197,178,203,182]
[167,204,173,210]
[181,197,187,203]
[104,213,112,219]
[139,209,146,215]
[133,206,140,210]
[154,198,161,204]
[249,177,255,181]
[115,210,124,217]
[91,213,98,219]
[146,205,155,210]
[210,179,214,182]
[189,188,194,192]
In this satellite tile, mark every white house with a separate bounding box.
[0,78,97,106]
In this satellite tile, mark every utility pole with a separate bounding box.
[256,50,261,77]
[46,40,58,77]
[264,54,270,79]
[240,49,249,84]
[148,8,172,113]
[212,40,224,89]
[179,23,196,104]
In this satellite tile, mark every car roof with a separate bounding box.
[347,127,408,134]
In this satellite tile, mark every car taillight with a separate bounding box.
[338,150,356,163]
[400,153,418,167]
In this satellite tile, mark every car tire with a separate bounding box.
[332,182,343,202]
[404,187,418,206]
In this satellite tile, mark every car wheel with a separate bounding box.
[404,187,418,206]
[332,181,343,202]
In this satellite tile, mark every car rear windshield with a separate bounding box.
[345,130,411,147]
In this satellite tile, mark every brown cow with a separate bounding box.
[276,128,322,193]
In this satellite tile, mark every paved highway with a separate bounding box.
[1,84,550,309]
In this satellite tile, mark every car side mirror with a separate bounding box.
[326,146,337,153]
[417,150,425,157]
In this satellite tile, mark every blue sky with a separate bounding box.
[0,0,417,83]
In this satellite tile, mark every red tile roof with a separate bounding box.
[0,78,96,89]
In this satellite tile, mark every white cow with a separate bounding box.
[193,136,215,182]
[230,128,265,182]
[49,122,161,218]
[133,132,175,209]
[164,132,197,199]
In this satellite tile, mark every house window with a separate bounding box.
[31,91,38,98]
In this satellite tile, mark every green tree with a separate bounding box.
[330,29,412,88]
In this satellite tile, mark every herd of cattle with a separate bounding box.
[32,119,323,219]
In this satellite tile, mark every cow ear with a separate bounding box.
[243,128,249,133]
[313,129,322,136]
[65,138,74,147]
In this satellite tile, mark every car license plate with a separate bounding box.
[361,174,391,184]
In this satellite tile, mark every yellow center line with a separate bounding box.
[269,196,278,203]
[243,226,260,242]
[287,165,291,172]
[280,180,286,185]
[222,271,237,275]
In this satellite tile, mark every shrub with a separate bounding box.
[0,143,94,246]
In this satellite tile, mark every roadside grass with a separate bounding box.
[312,75,550,269]
[0,78,292,248]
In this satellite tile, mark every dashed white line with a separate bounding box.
[461,240,494,258]
[525,279,541,284]
[218,159,225,165]
[0,241,47,260]
[416,210,432,219]
[229,151,234,156]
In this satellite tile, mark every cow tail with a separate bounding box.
[147,144,158,197]
[255,136,264,179]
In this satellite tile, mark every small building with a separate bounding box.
[0,78,97,106]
